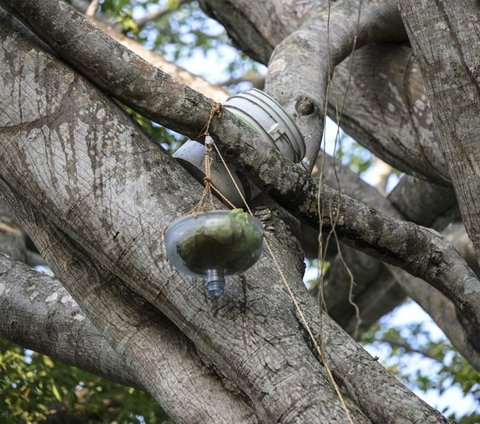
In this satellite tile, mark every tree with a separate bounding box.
[0,0,479,422]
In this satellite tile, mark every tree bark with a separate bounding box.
[0,191,257,423]
[399,0,480,261]
[0,5,450,422]
[0,254,141,390]
[201,0,451,183]
[264,0,406,169]
[5,0,477,336]
[0,11,358,422]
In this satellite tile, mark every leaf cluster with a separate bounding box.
[362,311,480,421]
[0,338,172,423]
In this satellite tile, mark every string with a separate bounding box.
[210,141,354,423]
[192,97,354,422]
[188,102,222,216]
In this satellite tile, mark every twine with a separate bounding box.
[189,102,222,216]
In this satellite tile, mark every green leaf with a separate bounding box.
[51,383,62,402]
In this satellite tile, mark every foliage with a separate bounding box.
[101,0,263,82]
[0,338,172,423]
[362,304,480,421]
[330,128,373,176]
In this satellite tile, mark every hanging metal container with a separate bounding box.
[173,89,305,207]
[223,88,305,163]
[165,210,264,297]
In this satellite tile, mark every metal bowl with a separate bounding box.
[165,210,264,296]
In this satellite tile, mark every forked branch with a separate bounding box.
[2,0,479,347]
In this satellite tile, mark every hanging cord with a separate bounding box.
[187,97,353,421]
[210,141,354,423]
[189,102,222,216]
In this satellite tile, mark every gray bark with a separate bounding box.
[265,0,406,170]
[200,0,451,183]
[89,18,229,103]
[198,0,480,360]
[0,10,357,422]
[399,0,480,261]
[0,253,141,390]
[0,189,257,424]
[0,5,450,422]
[198,0,480,355]
[5,0,477,341]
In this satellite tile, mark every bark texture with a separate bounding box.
[265,0,406,169]
[0,191,257,424]
[5,0,477,334]
[0,254,140,389]
[0,5,450,422]
[399,0,480,260]
[201,0,451,183]
[0,11,357,422]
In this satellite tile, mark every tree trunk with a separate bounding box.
[0,2,452,423]
[1,0,478,421]
[399,0,480,261]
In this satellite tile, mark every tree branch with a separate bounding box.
[374,337,439,362]
[330,43,450,183]
[2,0,480,351]
[388,176,456,227]
[136,0,194,30]
[88,18,229,102]
[0,9,450,421]
[399,0,480,261]
[84,0,98,18]
[202,0,454,184]
[0,13,362,421]
[0,188,258,424]
[0,254,141,389]
[264,0,406,170]
[388,265,480,371]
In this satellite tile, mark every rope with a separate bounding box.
[189,102,222,216]
[192,96,354,423]
[210,140,354,423]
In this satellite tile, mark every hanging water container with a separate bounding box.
[173,89,305,206]
[165,210,264,297]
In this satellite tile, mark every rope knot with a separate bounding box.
[195,101,222,139]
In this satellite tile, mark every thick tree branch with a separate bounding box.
[322,168,480,366]
[388,265,480,372]
[318,166,460,343]
[202,0,452,183]
[330,43,450,183]
[0,188,257,424]
[0,13,362,422]
[388,176,456,227]
[0,0,215,138]
[0,254,141,389]
[323,169,480,362]
[399,0,480,261]
[3,0,480,350]
[88,18,229,103]
[0,10,450,422]
[265,0,406,170]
